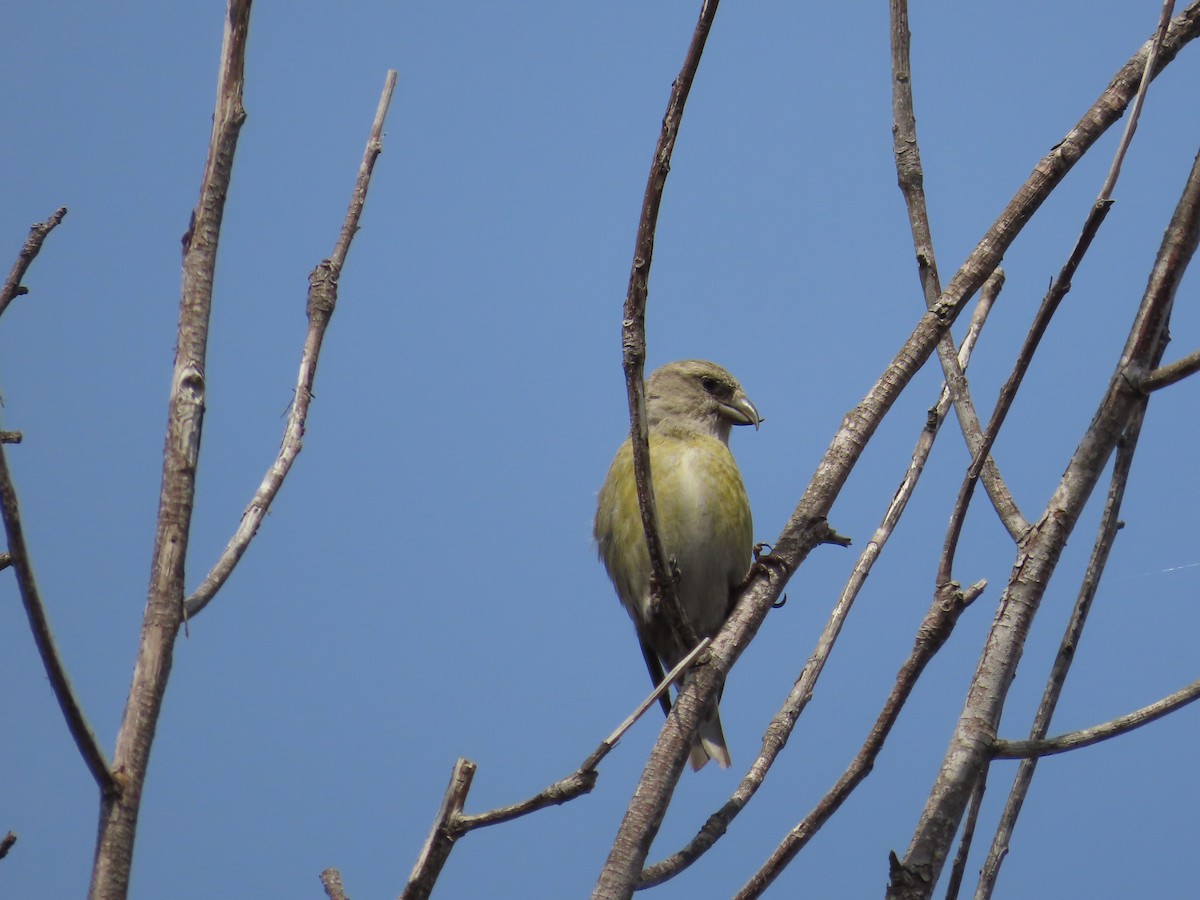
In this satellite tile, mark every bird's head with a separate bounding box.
[645,360,761,444]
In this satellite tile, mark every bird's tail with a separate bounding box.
[688,704,731,771]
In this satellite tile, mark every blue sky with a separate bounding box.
[3,3,1198,897]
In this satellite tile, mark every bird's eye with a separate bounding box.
[701,376,719,393]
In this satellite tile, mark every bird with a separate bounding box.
[594,359,760,770]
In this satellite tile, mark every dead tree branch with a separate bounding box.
[976,398,1149,898]
[185,69,398,619]
[617,0,722,693]
[735,581,985,900]
[0,207,67,320]
[319,868,349,900]
[993,677,1200,760]
[639,273,1002,888]
[0,439,116,797]
[889,134,1200,900]
[599,6,1200,895]
[1141,345,1200,390]
[0,213,115,797]
[890,0,1024,538]
[400,641,710,899]
[89,4,253,895]
[936,0,1175,587]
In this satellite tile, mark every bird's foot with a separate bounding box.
[747,542,790,584]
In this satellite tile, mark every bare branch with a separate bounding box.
[401,759,476,900]
[603,9,1200,893]
[943,770,988,900]
[0,831,18,861]
[735,581,986,899]
[0,441,116,796]
[330,69,397,271]
[184,69,398,619]
[639,275,1001,888]
[937,0,1176,587]
[1141,345,1200,390]
[0,218,115,797]
[976,398,1148,898]
[891,122,1200,900]
[0,207,67,320]
[993,677,1200,760]
[398,642,709,898]
[460,644,714,833]
[890,0,1024,539]
[319,868,349,900]
[1098,0,1177,202]
[617,0,721,677]
[90,3,253,895]
[584,638,712,774]
[597,4,723,892]
[453,770,598,835]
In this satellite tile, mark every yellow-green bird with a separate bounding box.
[595,360,760,770]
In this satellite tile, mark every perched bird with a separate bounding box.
[595,360,760,770]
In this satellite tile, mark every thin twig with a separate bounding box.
[992,677,1200,759]
[639,274,1002,888]
[891,108,1200,900]
[596,5,722,893]
[944,770,987,900]
[611,6,1200,895]
[0,221,115,797]
[975,399,1148,899]
[398,643,708,898]
[609,10,1200,897]
[583,638,712,773]
[1098,0,1177,202]
[936,2,1174,587]
[185,70,398,618]
[454,642,713,833]
[618,0,721,674]
[0,442,116,796]
[1141,345,1200,390]
[890,0,1024,539]
[0,207,67,320]
[735,581,986,899]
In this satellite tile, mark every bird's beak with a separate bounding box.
[722,391,762,430]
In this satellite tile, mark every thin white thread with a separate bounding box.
[1112,561,1200,582]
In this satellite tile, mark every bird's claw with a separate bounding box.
[746,542,790,587]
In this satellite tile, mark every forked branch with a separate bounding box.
[890,110,1200,900]
[400,642,711,900]
[976,398,1149,898]
[639,272,1003,889]
[604,5,1200,896]
[937,0,1176,586]
[90,4,253,895]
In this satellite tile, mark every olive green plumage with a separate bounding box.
[595,360,760,770]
